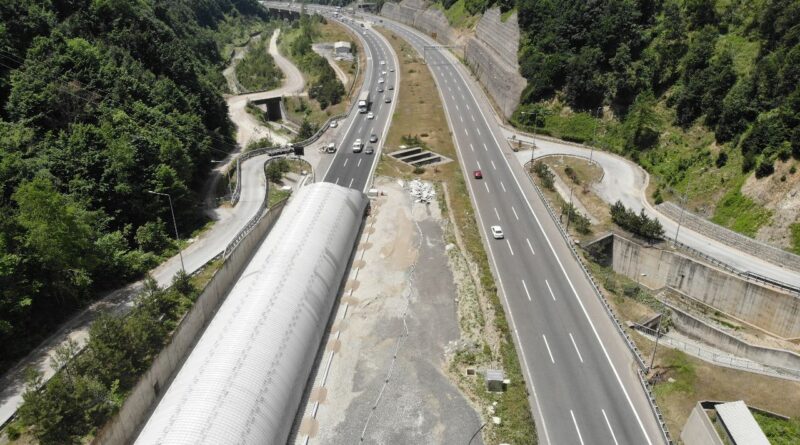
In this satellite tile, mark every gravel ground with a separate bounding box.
[294,177,483,445]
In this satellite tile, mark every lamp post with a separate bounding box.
[649,312,663,371]
[565,182,575,230]
[212,159,234,197]
[590,106,602,164]
[520,111,537,170]
[147,191,185,273]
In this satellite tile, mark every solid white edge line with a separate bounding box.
[447,39,655,445]
[522,279,531,301]
[570,410,586,445]
[602,409,620,445]
[399,27,553,445]
[569,333,584,363]
[361,22,401,193]
[542,334,555,364]
[321,17,373,183]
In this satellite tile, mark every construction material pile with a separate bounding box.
[407,179,436,203]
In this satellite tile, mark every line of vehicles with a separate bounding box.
[326,58,394,155]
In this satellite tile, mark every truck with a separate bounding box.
[357,90,370,113]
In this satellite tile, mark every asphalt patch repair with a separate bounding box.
[293,176,483,444]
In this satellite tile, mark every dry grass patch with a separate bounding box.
[377,26,536,444]
[585,260,800,436]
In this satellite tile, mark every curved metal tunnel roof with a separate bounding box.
[135,182,368,445]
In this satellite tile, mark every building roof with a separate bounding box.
[715,400,770,445]
[135,182,367,445]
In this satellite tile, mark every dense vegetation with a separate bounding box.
[0,0,268,372]
[234,33,283,92]
[511,0,800,178]
[10,274,199,444]
[281,13,346,109]
[611,200,666,241]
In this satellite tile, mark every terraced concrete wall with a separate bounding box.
[415,8,458,46]
[381,2,526,118]
[658,202,800,273]
[612,235,800,339]
[464,7,526,118]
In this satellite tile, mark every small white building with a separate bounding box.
[334,41,351,55]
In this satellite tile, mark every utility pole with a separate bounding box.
[147,191,185,273]
[649,312,662,371]
[590,106,602,164]
[566,183,575,230]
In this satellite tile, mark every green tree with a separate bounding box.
[135,219,171,253]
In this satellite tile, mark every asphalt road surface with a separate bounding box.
[275,4,671,444]
[318,14,399,192]
[267,3,667,444]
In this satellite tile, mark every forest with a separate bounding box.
[0,0,268,372]
[510,0,800,178]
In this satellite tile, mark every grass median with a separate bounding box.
[377,26,536,445]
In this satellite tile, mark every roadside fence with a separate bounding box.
[520,159,674,444]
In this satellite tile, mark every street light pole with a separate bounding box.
[212,160,234,197]
[566,183,574,230]
[590,106,602,165]
[147,191,185,273]
[649,312,662,371]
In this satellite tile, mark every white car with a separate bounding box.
[389,68,395,72]
[352,139,363,152]
[490,225,504,239]
[380,60,386,65]
[329,120,338,128]
[382,71,387,76]
[367,112,375,119]
[378,77,385,84]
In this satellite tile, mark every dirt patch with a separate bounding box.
[294,177,482,445]
[742,159,800,249]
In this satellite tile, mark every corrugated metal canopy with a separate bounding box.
[715,400,770,445]
[135,182,367,445]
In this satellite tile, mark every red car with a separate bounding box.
[473,170,483,179]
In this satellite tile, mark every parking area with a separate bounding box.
[294,177,483,444]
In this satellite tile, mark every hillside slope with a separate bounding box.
[0,0,269,371]
[410,0,800,252]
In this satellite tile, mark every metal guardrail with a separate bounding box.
[632,324,800,381]
[522,161,674,444]
[671,240,800,297]
[228,112,346,205]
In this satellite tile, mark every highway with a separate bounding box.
[316,11,399,192]
[381,20,666,444]
[268,3,667,444]
[270,4,672,443]
[377,18,667,444]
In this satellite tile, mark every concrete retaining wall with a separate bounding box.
[92,201,287,445]
[681,402,724,445]
[658,201,800,273]
[381,2,526,118]
[667,303,800,371]
[612,235,800,339]
[415,8,458,46]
